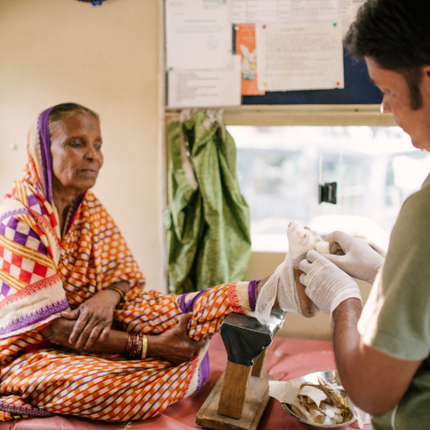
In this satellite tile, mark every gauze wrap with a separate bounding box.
[255,222,321,325]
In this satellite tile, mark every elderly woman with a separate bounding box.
[0,103,316,423]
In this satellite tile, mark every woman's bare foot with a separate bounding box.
[293,268,319,317]
[256,272,319,318]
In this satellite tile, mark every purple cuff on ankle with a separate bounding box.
[248,279,260,312]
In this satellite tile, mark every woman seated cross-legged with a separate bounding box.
[0,103,318,422]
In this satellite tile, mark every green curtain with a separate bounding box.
[163,111,251,294]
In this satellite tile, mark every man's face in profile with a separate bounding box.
[366,57,430,152]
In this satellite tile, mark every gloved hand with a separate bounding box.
[299,250,362,316]
[324,231,384,285]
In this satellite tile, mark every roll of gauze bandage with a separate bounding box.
[315,240,330,255]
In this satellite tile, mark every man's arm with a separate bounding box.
[332,298,421,416]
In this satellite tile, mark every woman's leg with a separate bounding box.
[0,344,205,421]
[0,281,258,422]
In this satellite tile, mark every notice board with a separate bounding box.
[241,47,382,105]
[165,1,381,107]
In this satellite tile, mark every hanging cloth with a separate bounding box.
[163,110,251,294]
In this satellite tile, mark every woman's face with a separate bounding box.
[50,113,104,197]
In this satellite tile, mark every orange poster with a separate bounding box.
[235,24,265,96]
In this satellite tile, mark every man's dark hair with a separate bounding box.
[345,0,430,110]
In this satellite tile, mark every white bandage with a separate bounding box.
[255,222,322,325]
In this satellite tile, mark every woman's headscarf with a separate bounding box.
[0,106,145,340]
[0,106,70,339]
[28,106,55,205]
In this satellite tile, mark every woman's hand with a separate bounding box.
[61,285,127,349]
[40,317,79,350]
[40,317,129,355]
[41,312,207,364]
[147,313,207,365]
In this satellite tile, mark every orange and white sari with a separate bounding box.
[0,107,256,421]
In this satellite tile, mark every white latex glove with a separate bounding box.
[299,250,362,316]
[325,231,384,285]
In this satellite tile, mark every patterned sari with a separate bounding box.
[0,107,256,422]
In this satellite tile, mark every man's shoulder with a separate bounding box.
[421,172,430,190]
[398,175,430,226]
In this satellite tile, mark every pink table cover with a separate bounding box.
[0,335,370,429]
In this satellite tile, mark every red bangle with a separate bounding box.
[126,333,144,360]
[125,333,134,357]
[131,334,138,359]
[136,335,143,359]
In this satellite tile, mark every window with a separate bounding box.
[228,125,430,253]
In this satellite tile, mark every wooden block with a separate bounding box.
[196,372,275,430]
[217,361,252,418]
[251,348,267,378]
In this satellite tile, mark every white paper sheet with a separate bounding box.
[231,0,248,23]
[279,0,340,24]
[232,0,340,24]
[340,0,365,35]
[232,0,280,24]
[167,55,241,108]
[165,0,233,71]
[256,22,344,91]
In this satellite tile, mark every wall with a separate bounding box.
[0,0,165,290]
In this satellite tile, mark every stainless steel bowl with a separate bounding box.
[281,370,357,429]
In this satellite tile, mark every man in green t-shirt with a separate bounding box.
[299,1,430,429]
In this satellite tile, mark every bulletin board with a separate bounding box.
[241,48,382,105]
[165,1,381,108]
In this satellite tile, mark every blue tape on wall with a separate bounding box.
[76,0,106,5]
[242,48,382,105]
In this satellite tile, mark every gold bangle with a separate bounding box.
[141,334,148,359]
[107,286,125,303]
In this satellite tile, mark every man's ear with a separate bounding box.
[420,66,430,100]
[420,66,430,101]
[423,65,430,78]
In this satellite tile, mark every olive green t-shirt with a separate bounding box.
[357,173,430,430]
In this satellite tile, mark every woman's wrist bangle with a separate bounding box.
[126,333,146,360]
[125,333,134,356]
[141,335,148,359]
[126,333,137,359]
[106,286,125,303]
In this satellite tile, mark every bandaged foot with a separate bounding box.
[288,222,323,268]
[255,222,327,325]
